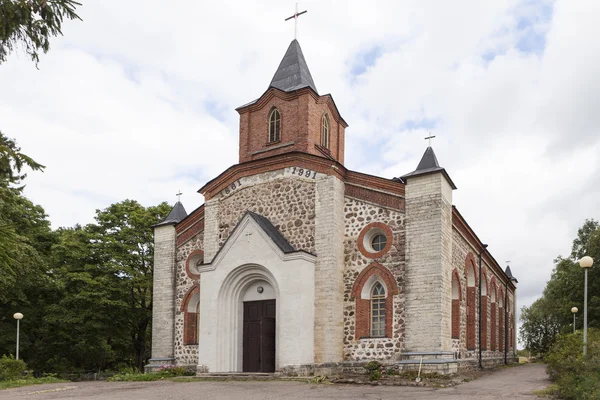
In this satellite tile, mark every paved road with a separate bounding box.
[0,364,550,400]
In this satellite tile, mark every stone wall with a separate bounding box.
[342,197,406,361]
[174,231,203,366]
[218,175,316,253]
[404,173,454,352]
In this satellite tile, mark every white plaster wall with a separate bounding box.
[198,217,315,372]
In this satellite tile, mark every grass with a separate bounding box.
[533,383,559,398]
[0,376,67,390]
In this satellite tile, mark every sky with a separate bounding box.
[1,0,599,327]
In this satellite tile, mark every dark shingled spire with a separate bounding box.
[401,146,457,189]
[269,39,318,94]
[154,201,187,227]
[505,265,518,283]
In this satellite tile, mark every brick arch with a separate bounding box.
[465,253,478,350]
[180,284,200,345]
[351,263,398,339]
[498,287,505,352]
[451,269,462,339]
[185,250,204,280]
[357,222,394,259]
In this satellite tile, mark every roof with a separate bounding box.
[401,146,457,190]
[247,211,295,253]
[269,39,318,94]
[505,265,518,283]
[153,201,188,227]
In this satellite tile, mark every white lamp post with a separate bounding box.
[571,307,578,334]
[579,256,593,356]
[13,313,23,360]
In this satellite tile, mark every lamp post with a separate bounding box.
[571,307,578,334]
[579,256,593,356]
[13,313,23,360]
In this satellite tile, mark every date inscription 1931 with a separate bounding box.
[222,179,242,196]
[292,167,317,179]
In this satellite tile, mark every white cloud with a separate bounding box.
[1,0,598,333]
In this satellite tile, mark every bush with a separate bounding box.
[108,365,192,382]
[544,329,600,400]
[0,355,27,381]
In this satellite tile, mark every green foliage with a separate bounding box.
[520,218,600,356]
[0,0,81,65]
[0,376,66,390]
[544,329,600,400]
[363,360,381,371]
[109,366,190,382]
[0,355,27,381]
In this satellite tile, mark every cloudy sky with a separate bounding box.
[1,0,599,321]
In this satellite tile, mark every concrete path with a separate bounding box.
[0,364,550,400]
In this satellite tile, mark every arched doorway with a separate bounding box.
[217,264,280,372]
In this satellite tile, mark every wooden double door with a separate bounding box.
[243,300,276,372]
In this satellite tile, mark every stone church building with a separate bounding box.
[149,40,518,374]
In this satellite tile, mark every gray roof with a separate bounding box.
[401,146,457,190]
[269,39,318,94]
[247,211,295,253]
[154,201,188,227]
[505,265,518,283]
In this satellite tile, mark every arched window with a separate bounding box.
[181,285,200,346]
[371,282,386,337]
[498,289,505,352]
[268,108,281,143]
[351,263,399,339]
[321,114,330,149]
[465,254,477,350]
[481,272,488,350]
[490,282,497,351]
[451,270,461,339]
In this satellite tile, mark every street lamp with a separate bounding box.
[579,256,593,356]
[13,313,23,360]
[571,307,578,334]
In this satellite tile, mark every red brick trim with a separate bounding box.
[452,269,462,301]
[345,184,405,211]
[357,222,394,259]
[176,205,205,233]
[180,283,200,312]
[490,277,498,303]
[491,302,497,351]
[465,252,478,286]
[351,263,399,339]
[481,295,488,350]
[185,250,204,280]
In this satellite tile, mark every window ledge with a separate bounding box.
[250,141,295,155]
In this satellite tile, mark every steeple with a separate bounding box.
[401,147,457,189]
[154,201,188,227]
[505,265,518,283]
[269,39,318,94]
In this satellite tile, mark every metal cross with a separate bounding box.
[285,3,308,40]
[176,190,182,202]
[245,232,253,243]
[424,133,436,147]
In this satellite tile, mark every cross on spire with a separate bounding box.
[285,3,308,40]
[424,133,436,147]
[176,190,182,202]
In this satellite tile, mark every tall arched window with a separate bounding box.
[268,108,281,143]
[321,114,330,149]
[466,254,477,350]
[490,283,497,351]
[498,289,505,352]
[481,272,488,350]
[181,285,200,346]
[451,270,461,339]
[371,282,386,337]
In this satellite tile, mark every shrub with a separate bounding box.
[364,361,382,381]
[544,329,600,400]
[0,355,27,381]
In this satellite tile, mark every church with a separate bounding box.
[148,39,518,375]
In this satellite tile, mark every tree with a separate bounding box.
[0,0,81,65]
[520,297,562,356]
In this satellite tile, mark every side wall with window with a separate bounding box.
[174,229,204,366]
[342,197,406,361]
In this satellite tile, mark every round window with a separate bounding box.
[371,234,387,252]
[185,250,204,279]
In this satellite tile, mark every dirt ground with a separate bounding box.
[0,363,550,400]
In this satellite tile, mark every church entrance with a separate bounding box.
[243,299,276,372]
